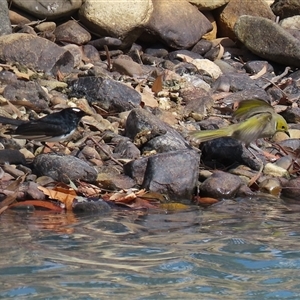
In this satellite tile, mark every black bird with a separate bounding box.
[0,107,86,142]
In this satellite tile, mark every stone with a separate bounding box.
[0,0,12,36]
[217,0,275,40]
[3,80,50,110]
[234,15,300,67]
[69,76,141,113]
[73,198,111,214]
[191,58,223,79]
[141,150,200,200]
[125,108,191,153]
[112,57,144,77]
[33,154,97,183]
[12,0,83,20]
[123,157,149,186]
[200,171,243,199]
[271,0,300,19]
[0,33,74,75]
[188,0,230,10]
[54,20,91,45]
[145,0,212,49]
[79,0,153,48]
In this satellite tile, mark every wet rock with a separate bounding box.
[73,197,111,214]
[0,33,74,75]
[200,170,243,199]
[259,178,282,197]
[234,16,300,67]
[12,0,83,20]
[0,150,26,165]
[141,150,200,200]
[69,76,141,112]
[217,0,275,40]
[54,20,91,45]
[33,154,97,183]
[125,108,191,153]
[145,0,212,49]
[79,0,153,48]
[201,137,244,167]
[123,157,149,186]
[3,80,50,110]
[0,0,12,36]
[271,0,300,19]
[281,177,300,200]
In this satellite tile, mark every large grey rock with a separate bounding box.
[54,20,91,45]
[144,0,212,49]
[69,76,141,113]
[216,0,275,40]
[79,0,153,48]
[234,15,300,67]
[0,0,12,36]
[33,154,97,183]
[141,150,200,200]
[200,171,243,199]
[12,0,83,20]
[0,33,74,75]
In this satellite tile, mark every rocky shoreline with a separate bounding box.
[0,0,300,212]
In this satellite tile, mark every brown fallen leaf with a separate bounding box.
[38,186,77,211]
[9,200,63,212]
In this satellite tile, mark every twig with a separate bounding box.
[89,136,123,167]
[262,66,291,90]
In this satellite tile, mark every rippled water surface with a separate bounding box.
[1,196,300,299]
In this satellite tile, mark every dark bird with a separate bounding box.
[0,107,86,142]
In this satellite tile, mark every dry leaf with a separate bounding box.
[151,74,163,94]
[38,186,77,211]
[249,65,267,79]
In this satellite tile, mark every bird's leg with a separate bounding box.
[246,145,264,186]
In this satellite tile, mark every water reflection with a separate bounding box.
[1,197,300,299]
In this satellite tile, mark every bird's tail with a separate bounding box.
[189,127,233,143]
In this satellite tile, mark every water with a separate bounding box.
[1,196,300,299]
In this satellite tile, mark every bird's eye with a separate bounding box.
[281,125,286,129]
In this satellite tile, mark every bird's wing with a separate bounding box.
[14,122,65,137]
[0,116,25,126]
[232,112,272,146]
[233,99,274,121]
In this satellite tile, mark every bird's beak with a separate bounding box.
[285,130,290,137]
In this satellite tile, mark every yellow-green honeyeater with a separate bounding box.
[190,99,289,147]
